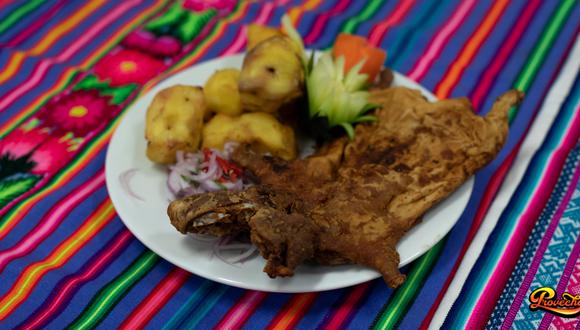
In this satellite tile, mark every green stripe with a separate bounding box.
[508,0,576,122]
[372,0,577,327]
[162,281,214,330]
[67,252,159,330]
[0,0,45,35]
[372,240,444,330]
[341,0,386,34]
[181,285,229,329]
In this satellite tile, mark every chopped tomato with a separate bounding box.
[332,33,387,83]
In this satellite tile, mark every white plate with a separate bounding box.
[105,53,473,293]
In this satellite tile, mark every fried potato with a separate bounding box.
[203,69,243,116]
[247,24,282,50]
[202,112,296,160]
[239,36,304,113]
[145,85,205,164]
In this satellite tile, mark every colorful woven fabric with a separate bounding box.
[0,0,579,328]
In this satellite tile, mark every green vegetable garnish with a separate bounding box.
[307,52,376,139]
[280,14,376,139]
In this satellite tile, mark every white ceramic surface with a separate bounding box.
[105,53,473,293]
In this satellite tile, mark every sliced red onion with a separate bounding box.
[176,150,185,163]
[119,169,145,201]
[227,245,257,264]
[167,146,247,198]
[212,238,258,265]
[189,234,219,243]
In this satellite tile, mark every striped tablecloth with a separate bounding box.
[0,0,578,328]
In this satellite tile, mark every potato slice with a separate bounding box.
[202,112,296,160]
[145,85,205,164]
[203,69,243,116]
[247,24,283,51]
[239,36,304,113]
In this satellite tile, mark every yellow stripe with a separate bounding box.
[0,0,107,84]
[30,1,106,55]
[272,293,316,329]
[288,0,323,24]
[0,200,115,319]
[0,53,26,84]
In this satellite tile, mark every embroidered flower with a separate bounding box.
[38,90,115,137]
[0,127,48,159]
[0,127,72,177]
[29,136,74,174]
[123,30,182,57]
[94,49,166,86]
[183,0,236,12]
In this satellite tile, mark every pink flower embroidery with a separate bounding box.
[29,136,73,175]
[183,0,236,12]
[123,30,182,57]
[0,127,72,175]
[0,127,48,159]
[94,49,166,86]
[38,90,115,137]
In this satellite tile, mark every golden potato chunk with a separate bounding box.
[203,69,243,116]
[239,36,305,113]
[247,24,282,50]
[202,112,296,160]
[145,85,205,164]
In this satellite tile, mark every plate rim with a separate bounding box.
[105,52,473,292]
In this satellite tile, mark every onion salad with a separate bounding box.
[166,143,257,264]
[167,143,245,199]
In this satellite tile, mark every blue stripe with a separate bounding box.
[304,0,371,49]
[449,0,528,99]
[39,238,146,328]
[182,284,230,329]
[98,260,174,328]
[418,0,493,89]
[241,292,295,329]
[14,227,132,328]
[385,0,452,68]
[158,279,214,330]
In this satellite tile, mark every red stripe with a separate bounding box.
[214,291,268,329]
[20,230,133,330]
[267,293,318,330]
[368,0,416,46]
[119,268,190,329]
[471,0,542,109]
[323,283,371,330]
[0,1,17,12]
[406,0,475,82]
[303,0,352,44]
